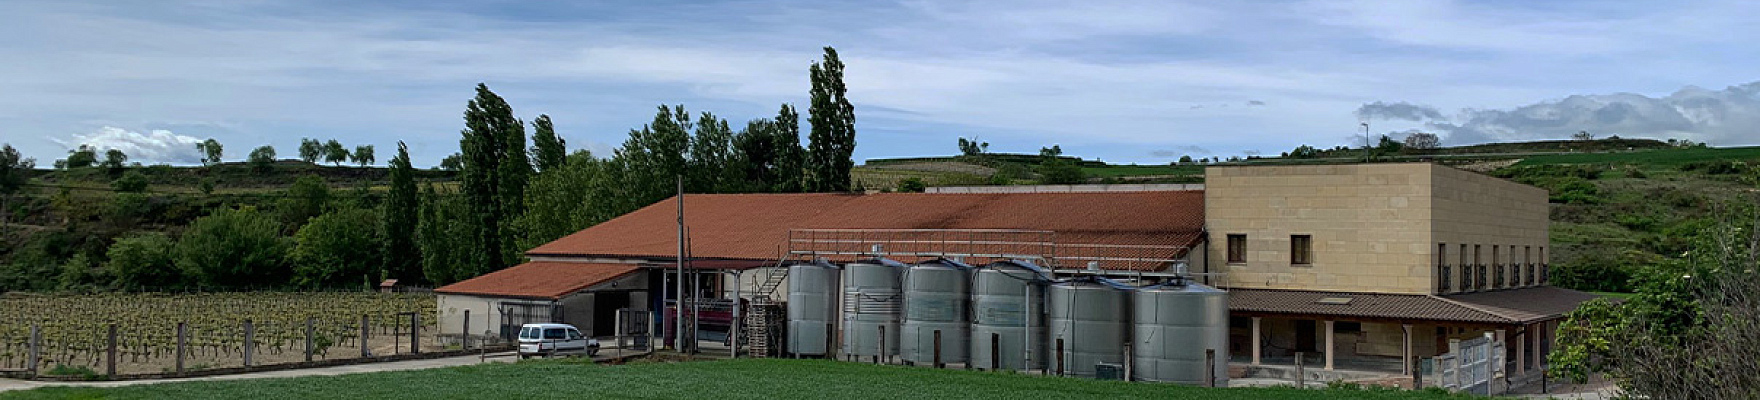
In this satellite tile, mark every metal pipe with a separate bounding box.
[675,175,685,352]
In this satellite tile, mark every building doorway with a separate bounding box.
[1295,320,1317,352]
[594,292,632,338]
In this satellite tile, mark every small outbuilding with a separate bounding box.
[435,261,647,342]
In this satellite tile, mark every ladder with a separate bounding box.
[755,266,789,297]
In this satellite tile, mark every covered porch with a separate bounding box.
[1225,287,1600,384]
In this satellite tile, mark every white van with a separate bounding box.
[517,323,600,359]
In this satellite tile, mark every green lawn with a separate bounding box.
[1,358,1469,400]
[1515,146,1760,167]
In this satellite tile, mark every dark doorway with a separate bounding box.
[1295,320,1317,352]
[594,292,632,338]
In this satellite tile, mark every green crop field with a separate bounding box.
[1515,146,1760,167]
[0,358,1470,400]
[1080,164,1203,178]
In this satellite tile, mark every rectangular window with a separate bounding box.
[1459,244,1469,266]
[1227,234,1247,264]
[1291,235,1313,265]
[1438,243,1451,292]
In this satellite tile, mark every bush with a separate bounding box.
[111,170,150,193]
[895,178,926,193]
[175,207,290,288]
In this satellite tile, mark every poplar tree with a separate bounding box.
[688,112,735,192]
[457,83,530,277]
[771,104,806,192]
[530,114,567,173]
[804,46,856,192]
[382,141,421,283]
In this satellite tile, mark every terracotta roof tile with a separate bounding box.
[526,192,1206,271]
[435,262,640,300]
[1229,287,1606,325]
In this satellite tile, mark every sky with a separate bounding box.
[4,0,1759,167]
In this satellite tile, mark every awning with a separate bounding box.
[436,262,642,300]
[1228,286,1605,325]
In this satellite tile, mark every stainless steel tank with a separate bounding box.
[1047,277,1131,378]
[841,258,906,358]
[1131,280,1229,385]
[786,260,839,356]
[900,259,972,365]
[971,260,1049,371]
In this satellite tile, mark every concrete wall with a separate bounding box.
[926,184,1203,193]
[1430,166,1550,293]
[1206,164,1437,294]
[1205,163,1548,295]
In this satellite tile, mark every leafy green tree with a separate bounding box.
[277,175,331,227]
[196,138,223,166]
[688,112,736,192]
[65,145,98,168]
[0,144,33,227]
[439,153,463,171]
[104,232,180,290]
[57,253,107,291]
[896,177,927,193]
[248,145,277,172]
[101,149,128,170]
[111,170,150,192]
[958,137,988,156]
[299,138,323,163]
[1403,132,1440,150]
[804,46,856,192]
[418,182,473,284]
[323,139,348,166]
[199,178,216,195]
[616,105,692,207]
[518,151,610,249]
[770,104,806,192]
[175,207,289,288]
[530,114,567,173]
[291,207,382,288]
[351,145,375,167]
[382,142,422,283]
[458,83,531,277]
[1177,155,1194,164]
[1035,146,1085,184]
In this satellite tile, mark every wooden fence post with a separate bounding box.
[410,313,420,355]
[1205,349,1216,388]
[360,314,370,358]
[27,324,39,376]
[106,324,117,377]
[1413,357,1423,389]
[1295,352,1306,389]
[933,330,942,368]
[243,319,254,367]
[175,322,186,374]
[463,309,471,350]
[305,317,315,362]
[1056,338,1065,377]
[990,333,1000,371]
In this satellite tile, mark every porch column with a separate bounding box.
[1516,328,1526,373]
[1401,324,1412,375]
[1323,320,1335,370]
[1250,317,1262,365]
[1531,322,1542,371]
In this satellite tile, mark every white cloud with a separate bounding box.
[1363,81,1760,145]
[55,126,205,164]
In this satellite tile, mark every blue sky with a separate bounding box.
[4,0,1759,167]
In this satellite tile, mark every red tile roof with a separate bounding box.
[525,191,1207,271]
[1229,287,1605,325]
[435,262,641,300]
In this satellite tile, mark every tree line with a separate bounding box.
[0,46,858,291]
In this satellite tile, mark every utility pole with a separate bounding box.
[675,175,686,352]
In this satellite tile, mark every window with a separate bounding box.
[1459,244,1469,266]
[1227,234,1247,263]
[543,328,567,340]
[1291,235,1313,265]
[1438,243,1451,292]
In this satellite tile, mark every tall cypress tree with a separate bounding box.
[381,141,421,283]
[530,114,567,173]
[458,83,529,278]
[688,112,735,192]
[804,46,856,192]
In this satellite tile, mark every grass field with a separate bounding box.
[0,358,1470,400]
[1515,146,1760,167]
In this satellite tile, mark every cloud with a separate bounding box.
[1422,82,1760,145]
[1149,145,1212,158]
[55,126,205,164]
[1355,101,1446,122]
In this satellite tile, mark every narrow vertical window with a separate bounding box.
[1290,235,1312,265]
[1227,234,1247,264]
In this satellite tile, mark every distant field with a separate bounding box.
[0,358,1468,400]
[1081,164,1203,178]
[1515,146,1760,167]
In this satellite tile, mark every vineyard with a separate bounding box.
[0,292,439,376]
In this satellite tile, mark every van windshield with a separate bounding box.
[519,326,540,340]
